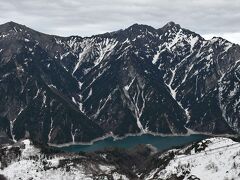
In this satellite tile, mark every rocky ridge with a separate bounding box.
[0,21,240,144]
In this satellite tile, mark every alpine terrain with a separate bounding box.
[1,137,240,179]
[0,21,240,144]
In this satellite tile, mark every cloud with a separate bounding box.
[0,0,239,44]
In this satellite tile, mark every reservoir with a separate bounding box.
[60,134,209,152]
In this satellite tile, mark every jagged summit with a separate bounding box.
[159,21,181,31]
[210,36,231,43]
[125,21,181,32]
[165,21,181,28]
[109,23,158,40]
[126,23,156,31]
[0,21,236,45]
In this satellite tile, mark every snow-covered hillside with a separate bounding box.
[145,137,240,180]
[0,139,128,180]
[1,137,240,180]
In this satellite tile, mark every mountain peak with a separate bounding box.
[2,21,25,28]
[209,36,234,45]
[166,21,177,26]
[126,23,156,32]
[0,21,27,33]
[160,21,181,30]
[5,21,19,25]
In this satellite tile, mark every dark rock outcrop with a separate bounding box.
[0,21,240,144]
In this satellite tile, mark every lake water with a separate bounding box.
[60,134,209,152]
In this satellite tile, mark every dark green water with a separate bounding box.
[60,134,209,152]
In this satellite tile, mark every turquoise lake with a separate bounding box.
[60,134,209,152]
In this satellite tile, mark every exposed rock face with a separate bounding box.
[0,21,240,144]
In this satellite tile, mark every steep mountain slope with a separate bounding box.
[0,21,240,144]
[0,22,104,144]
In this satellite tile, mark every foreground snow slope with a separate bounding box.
[0,139,129,180]
[1,137,240,180]
[145,137,240,180]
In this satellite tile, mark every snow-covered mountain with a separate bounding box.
[0,21,240,144]
[1,137,240,180]
[144,137,240,180]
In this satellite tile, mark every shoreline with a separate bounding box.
[48,129,236,148]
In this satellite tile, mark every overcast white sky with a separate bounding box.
[0,0,239,44]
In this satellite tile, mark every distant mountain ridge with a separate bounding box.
[0,21,240,144]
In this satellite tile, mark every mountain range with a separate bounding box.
[0,21,240,144]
